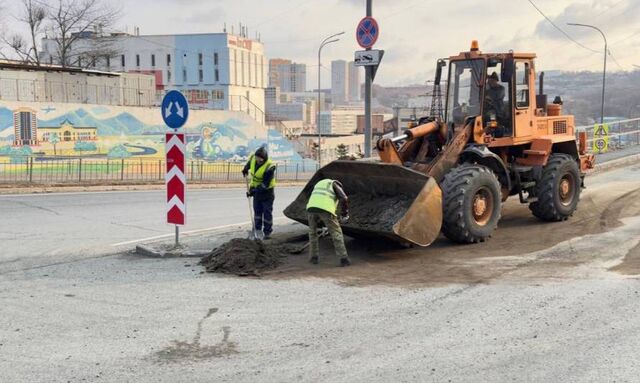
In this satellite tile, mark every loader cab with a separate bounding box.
[444,43,538,143]
[445,57,513,137]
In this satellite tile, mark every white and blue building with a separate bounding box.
[40,31,266,119]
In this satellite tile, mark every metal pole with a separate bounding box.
[318,48,321,166]
[567,23,607,124]
[175,225,179,247]
[317,32,344,167]
[364,0,373,157]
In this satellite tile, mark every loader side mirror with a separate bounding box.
[501,57,514,82]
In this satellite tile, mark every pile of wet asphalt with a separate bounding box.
[346,193,414,232]
[199,237,307,276]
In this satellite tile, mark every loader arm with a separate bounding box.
[425,117,476,182]
[376,121,446,165]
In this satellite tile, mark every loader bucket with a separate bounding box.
[284,161,443,247]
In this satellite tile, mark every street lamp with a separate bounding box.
[567,23,607,125]
[317,31,344,166]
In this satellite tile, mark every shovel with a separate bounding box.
[245,176,260,241]
[288,227,329,254]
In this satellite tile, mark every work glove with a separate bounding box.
[242,169,248,177]
[339,213,349,224]
[246,188,255,198]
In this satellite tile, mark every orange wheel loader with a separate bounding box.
[284,41,595,247]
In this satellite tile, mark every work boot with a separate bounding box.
[339,257,351,267]
[263,232,272,240]
[309,256,319,264]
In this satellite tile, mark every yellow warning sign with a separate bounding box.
[592,123,609,153]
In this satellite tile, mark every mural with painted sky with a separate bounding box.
[0,101,306,163]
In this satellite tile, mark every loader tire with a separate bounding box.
[441,164,502,244]
[529,154,581,221]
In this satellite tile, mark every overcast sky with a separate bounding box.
[4,0,640,87]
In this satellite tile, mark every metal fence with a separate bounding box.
[0,157,318,185]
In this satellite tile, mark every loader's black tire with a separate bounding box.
[441,164,502,244]
[529,154,581,221]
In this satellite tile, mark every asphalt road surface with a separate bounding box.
[0,187,302,272]
[1,163,640,382]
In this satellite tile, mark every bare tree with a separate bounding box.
[24,0,47,65]
[1,0,47,64]
[46,0,121,67]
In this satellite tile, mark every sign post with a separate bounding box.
[356,5,379,157]
[162,90,189,247]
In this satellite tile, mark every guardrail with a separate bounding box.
[0,157,318,185]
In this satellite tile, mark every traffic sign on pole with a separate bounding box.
[356,16,379,49]
[354,49,384,66]
[162,90,189,130]
[166,133,186,226]
[592,123,609,153]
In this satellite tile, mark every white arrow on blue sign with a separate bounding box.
[162,90,189,130]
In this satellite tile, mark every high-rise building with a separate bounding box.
[348,61,361,102]
[269,59,306,92]
[332,60,361,105]
[269,58,290,88]
[331,60,349,105]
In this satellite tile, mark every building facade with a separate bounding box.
[269,59,306,92]
[40,32,266,117]
[318,106,365,135]
[297,134,365,163]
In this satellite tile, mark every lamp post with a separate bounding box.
[317,31,344,166]
[567,23,607,125]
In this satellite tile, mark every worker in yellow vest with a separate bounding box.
[242,147,277,240]
[306,178,351,266]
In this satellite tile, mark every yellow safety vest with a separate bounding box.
[249,155,276,189]
[306,179,339,216]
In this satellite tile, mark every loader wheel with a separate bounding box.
[442,164,502,243]
[529,154,581,221]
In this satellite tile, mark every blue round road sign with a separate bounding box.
[356,16,379,49]
[161,90,189,130]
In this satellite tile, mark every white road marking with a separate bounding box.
[109,216,291,247]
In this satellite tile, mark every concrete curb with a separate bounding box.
[135,244,209,258]
[591,153,640,174]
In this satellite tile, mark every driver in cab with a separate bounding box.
[484,71,507,137]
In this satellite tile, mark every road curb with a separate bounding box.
[591,153,640,174]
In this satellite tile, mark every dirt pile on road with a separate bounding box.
[200,239,284,276]
[200,238,308,276]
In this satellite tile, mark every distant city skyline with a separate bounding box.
[2,0,638,89]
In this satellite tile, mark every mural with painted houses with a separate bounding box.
[0,101,306,163]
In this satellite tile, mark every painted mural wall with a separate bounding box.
[0,100,305,163]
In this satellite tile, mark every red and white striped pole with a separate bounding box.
[166,132,186,246]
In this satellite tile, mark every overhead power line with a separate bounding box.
[525,0,600,53]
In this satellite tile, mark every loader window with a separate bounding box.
[446,59,484,127]
[515,61,530,108]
